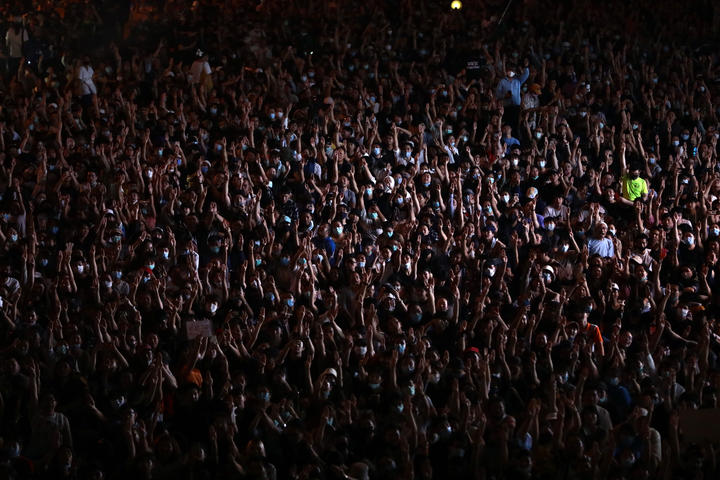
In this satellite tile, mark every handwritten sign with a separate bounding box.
[185,319,213,340]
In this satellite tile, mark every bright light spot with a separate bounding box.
[451,0,462,9]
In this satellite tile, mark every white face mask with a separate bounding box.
[507,71,515,78]
[485,267,496,277]
[209,303,218,313]
[76,265,84,274]
[561,244,569,253]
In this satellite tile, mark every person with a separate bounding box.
[0,0,718,479]
[496,60,530,131]
[75,56,97,105]
[5,21,28,77]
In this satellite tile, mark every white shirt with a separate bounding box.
[190,59,211,84]
[5,28,28,58]
[77,65,97,95]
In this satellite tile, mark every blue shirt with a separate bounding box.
[496,68,530,106]
[587,237,615,258]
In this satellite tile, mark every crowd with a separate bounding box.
[1,0,720,478]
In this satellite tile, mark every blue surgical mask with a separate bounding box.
[373,147,381,156]
[387,231,393,238]
[286,298,295,307]
[335,226,343,235]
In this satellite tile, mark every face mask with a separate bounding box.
[539,160,546,168]
[396,197,404,205]
[508,71,515,78]
[673,140,680,147]
[209,303,218,313]
[503,194,510,203]
[488,177,494,184]
[395,404,404,413]
[649,157,656,165]
[546,224,555,232]
[373,147,381,156]
[335,226,343,235]
[682,134,690,141]
[281,256,290,266]
[561,244,569,253]
[681,307,689,318]
[639,274,648,283]
[713,228,720,236]
[485,267,496,277]
[356,346,367,356]
[113,271,122,279]
[76,265,84,274]
[148,263,155,270]
[423,181,431,188]
[10,234,18,242]
[369,382,380,390]
[609,228,616,236]
[543,273,553,283]
[512,158,519,167]
[103,280,113,289]
[162,251,170,259]
[40,258,49,266]
[686,236,695,245]
[269,113,276,120]
[255,258,262,267]
[286,298,295,307]
[485,206,493,215]
[112,235,122,243]
[260,392,270,402]
[358,261,366,268]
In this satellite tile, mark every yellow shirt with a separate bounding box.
[622,175,648,201]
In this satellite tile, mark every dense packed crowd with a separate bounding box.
[1,0,720,478]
